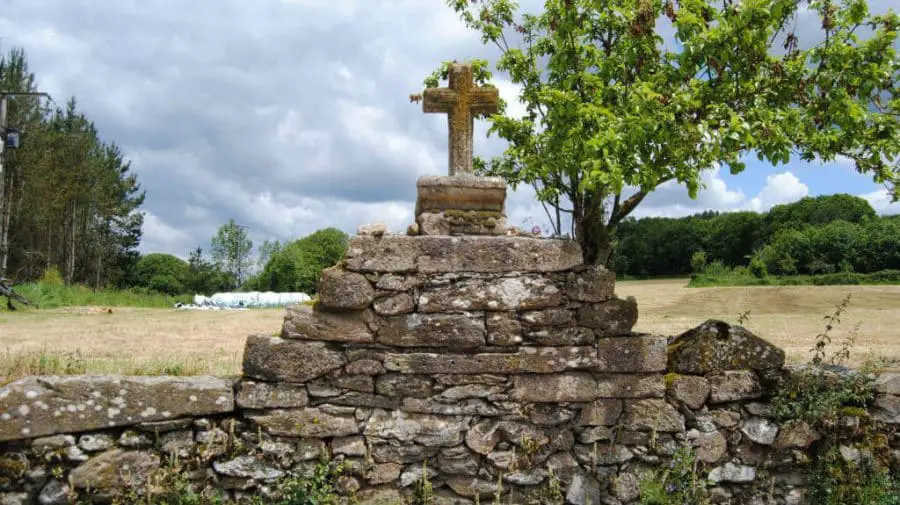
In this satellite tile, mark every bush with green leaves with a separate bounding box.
[257,228,349,294]
[132,253,191,295]
[638,446,710,505]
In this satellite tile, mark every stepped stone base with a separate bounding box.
[414,175,507,235]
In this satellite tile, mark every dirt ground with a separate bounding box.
[1,279,898,378]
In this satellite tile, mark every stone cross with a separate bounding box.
[423,63,500,176]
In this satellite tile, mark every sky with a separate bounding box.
[0,0,898,258]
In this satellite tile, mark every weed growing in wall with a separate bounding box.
[771,294,900,505]
[637,445,710,505]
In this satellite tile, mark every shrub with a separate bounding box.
[690,251,708,273]
[638,446,710,505]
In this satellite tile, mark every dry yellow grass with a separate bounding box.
[0,279,897,380]
[617,278,900,366]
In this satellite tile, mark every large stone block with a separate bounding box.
[594,374,665,398]
[576,297,638,336]
[510,373,599,403]
[708,371,762,403]
[364,410,466,447]
[667,320,785,374]
[415,174,506,213]
[382,347,598,374]
[344,236,583,274]
[282,305,375,344]
[69,449,160,496]
[377,314,486,349]
[578,400,624,426]
[0,376,233,442]
[622,399,685,432]
[317,269,375,310]
[247,408,359,438]
[595,335,667,373]
[485,312,522,346]
[235,381,308,409]
[243,335,345,383]
[419,276,564,312]
[566,266,615,302]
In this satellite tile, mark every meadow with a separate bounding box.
[1,278,898,383]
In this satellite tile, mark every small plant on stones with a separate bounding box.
[771,294,900,505]
[410,461,435,505]
[637,445,710,505]
[266,458,347,505]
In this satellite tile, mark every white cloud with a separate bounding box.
[860,189,900,215]
[748,172,810,212]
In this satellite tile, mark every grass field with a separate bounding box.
[1,278,898,382]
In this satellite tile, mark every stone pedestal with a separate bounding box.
[414,175,508,236]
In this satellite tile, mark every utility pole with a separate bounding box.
[0,91,51,276]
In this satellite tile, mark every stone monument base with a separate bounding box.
[414,175,507,236]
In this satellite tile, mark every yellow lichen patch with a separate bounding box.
[664,372,681,388]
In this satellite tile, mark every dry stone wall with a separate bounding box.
[1,234,898,505]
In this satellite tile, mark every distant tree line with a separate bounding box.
[612,194,900,278]
[1,48,144,287]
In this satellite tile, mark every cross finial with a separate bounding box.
[423,63,500,176]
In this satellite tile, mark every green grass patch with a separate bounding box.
[2,282,192,310]
[688,269,900,288]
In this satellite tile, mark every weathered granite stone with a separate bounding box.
[235,381,308,409]
[367,463,403,485]
[611,472,640,503]
[692,430,728,463]
[0,494,29,505]
[668,320,785,374]
[346,359,385,376]
[117,430,151,448]
[711,409,742,428]
[576,297,638,336]
[0,376,233,442]
[382,347,598,374]
[375,374,434,398]
[708,463,756,483]
[160,430,194,458]
[520,309,575,327]
[596,334,667,372]
[623,399,685,432]
[69,449,160,494]
[372,293,415,316]
[741,417,779,445]
[242,336,345,383]
[335,475,361,495]
[317,268,375,310]
[438,448,480,476]
[344,236,583,273]
[333,436,367,456]
[875,372,900,395]
[511,373,598,403]
[377,314,486,349]
[566,266,615,302]
[419,276,563,312]
[566,472,602,505]
[136,418,193,433]
[38,479,70,505]
[281,305,375,343]
[667,374,711,410]
[246,408,359,438]
[416,174,505,211]
[371,443,438,464]
[485,312,522,346]
[438,384,503,402]
[465,420,501,455]
[595,374,666,398]
[214,455,284,480]
[316,392,398,410]
[578,400,623,426]
[578,426,612,443]
[773,420,820,449]
[524,327,595,346]
[872,394,900,424]
[364,410,465,447]
[708,371,762,403]
[375,274,420,291]
[78,433,115,452]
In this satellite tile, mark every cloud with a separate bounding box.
[860,189,900,215]
[748,172,810,212]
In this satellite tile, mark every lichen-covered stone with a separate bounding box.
[372,293,415,316]
[332,436,367,456]
[692,430,728,463]
[578,400,623,426]
[375,374,434,398]
[78,434,115,452]
[875,373,900,395]
[235,381,308,409]
[708,463,756,483]
[281,305,374,343]
[872,394,900,424]
[242,336,345,383]
[595,334,667,372]
[375,274,420,291]
[345,235,583,274]
[708,371,762,403]
[576,297,638,336]
[465,420,501,455]
[377,314,485,349]
[69,449,160,495]
[213,455,284,480]
[668,320,785,374]
[594,374,665,398]
[0,376,233,442]
[317,268,375,310]
[511,373,598,403]
[247,408,359,438]
[524,327,594,346]
[364,410,465,447]
[485,312,522,346]
[623,399,685,432]
[741,417,779,445]
[382,347,598,374]
[773,420,820,449]
[667,374,711,410]
[566,266,615,302]
[520,309,575,327]
[346,359,385,376]
[38,479,71,505]
[419,276,563,312]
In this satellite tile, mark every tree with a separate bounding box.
[428,0,899,266]
[133,253,190,295]
[209,219,253,289]
[259,228,348,293]
[185,247,231,295]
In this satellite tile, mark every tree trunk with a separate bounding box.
[0,169,8,276]
[574,191,614,267]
